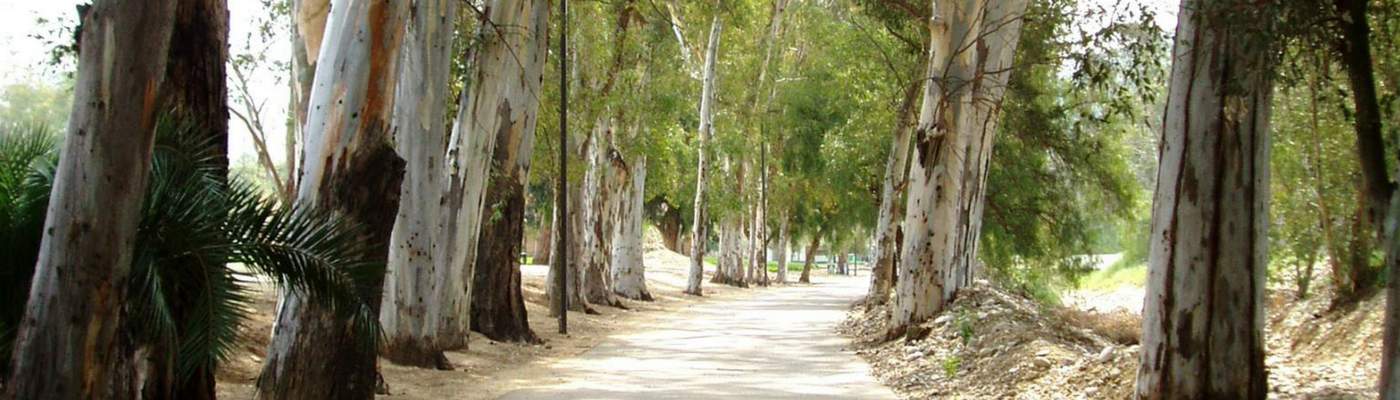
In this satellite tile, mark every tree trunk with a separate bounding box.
[610,121,653,300]
[1382,190,1400,399]
[686,16,723,296]
[1336,0,1388,298]
[4,2,177,398]
[257,1,409,398]
[1133,0,1274,397]
[775,215,789,284]
[463,0,550,343]
[869,71,923,305]
[533,222,552,265]
[164,0,230,174]
[582,119,624,307]
[547,187,593,315]
[891,0,1027,338]
[658,205,684,253]
[800,234,821,284]
[380,0,460,369]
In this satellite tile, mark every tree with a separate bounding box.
[4,1,179,398]
[257,0,409,397]
[469,0,552,342]
[163,0,230,174]
[869,73,923,305]
[1133,0,1276,397]
[687,16,723,296]
[891,0,1029,337]
[381,0,461,368]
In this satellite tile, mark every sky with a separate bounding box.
[0,0,1177,164]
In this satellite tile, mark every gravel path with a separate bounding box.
[498,275,895,399]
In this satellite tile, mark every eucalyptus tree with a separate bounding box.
[1133,0,1278,397]
[4,1,179,398]
[469,0,552,343]
[258,0,409,397]
[687,15,724,295]
[381,0,464,366]
[890,0,1030,337]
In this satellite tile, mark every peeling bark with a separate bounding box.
[611,123,653,301]
[380,0,460,370]
[257,0,410,398]
[1133,0,1274,397]
[869,73,923,305]
[4,1,177,398]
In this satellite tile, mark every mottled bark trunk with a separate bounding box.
[164,0,230,174]
[258,1,410,398]
[1133,0,1273,397]
[547,187,593,315]
[686,17,723,296]
[3,2,176,399]
[380,0,459,370]
[892,0,983,336]
[800,234,821,284]
[582,119,623,307]
[611,147,652,301]
[869,74,923,305]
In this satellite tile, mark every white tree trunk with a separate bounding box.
[611,146,652,300]
[686,16,723,295]
[1134,0,1272,397]
[5,1,177,398]
[381,0,459,369]
[583,118,620,306]
[869,79,923,305]
[259,0,409,398]
[892,0,983,335]
[441,0,551,345]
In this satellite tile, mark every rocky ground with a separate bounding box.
[839,281,1383,399]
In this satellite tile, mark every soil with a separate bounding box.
[838,280,1384,399]
[215,231,754,399]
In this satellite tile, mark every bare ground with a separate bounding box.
[839,281,1383,399]
[215,239,759,399]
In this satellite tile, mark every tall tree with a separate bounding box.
[164,0,230,173]
[611,121,654,300]
[257,0,409,397]
[686,16,723,296]
[4,1,178,398]
[380,0,460,369]
[891,0,1029,337]
[468,0,551,344]
[869,74,923,305]
[1133,0,1275,397]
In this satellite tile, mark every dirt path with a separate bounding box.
[498,275,895,399]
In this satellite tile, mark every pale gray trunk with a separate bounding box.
[776,216,790,283]
[1134,0,1272,397]
[5,1,177,398]
[582,118,620,307]
[259,0,410,398]
[892,0,984,335]
[869,75,923,305]
[611,144,652,300]
[380,0,460,369]
[546,193,591,315]
[686,17,723,295]
[440,0,551,344]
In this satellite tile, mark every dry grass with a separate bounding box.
[1055,308,1141,346]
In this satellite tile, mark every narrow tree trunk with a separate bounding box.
[547,187,594,315]
[686,17,723,296]
[464,0,550,343]
[380,0,459,369]
[1337,0,1388,297]
[659,205,684,253]
[800,234,821,284]
[1133,0,1274,397]
[4,2,177,398]
[533,222,552,265]
[257,1,410,398]
[775,215,790,284]
[869,72,923,305]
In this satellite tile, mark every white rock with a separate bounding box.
[1096,346,1114,362]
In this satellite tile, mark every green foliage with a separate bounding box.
[0,80,73,129]
[0,117,382,382]
[942,355,962,378]
[956,312,975,346]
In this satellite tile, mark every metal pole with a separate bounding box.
[555,0,569,335]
